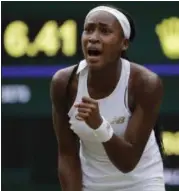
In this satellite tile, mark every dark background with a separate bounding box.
[2,2,179,191]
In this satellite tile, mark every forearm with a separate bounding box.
[103,134,137,173]
[58,156,82,191]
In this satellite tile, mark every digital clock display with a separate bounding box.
[2,18,83,66]
[4,20,77,58]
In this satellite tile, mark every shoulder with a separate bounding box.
[51,65,77,87]
[50,65,78,103]
[130,62,163,90]
[130,62,163,108]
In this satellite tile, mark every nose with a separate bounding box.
[88,30,100,44]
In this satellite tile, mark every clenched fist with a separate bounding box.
[74,96,103,129]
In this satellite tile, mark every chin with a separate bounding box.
[87,61,103,71]
[86,58,104,71]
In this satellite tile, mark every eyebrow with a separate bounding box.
[85,21,112,28]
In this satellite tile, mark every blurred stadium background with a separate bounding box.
[2,1,179,191]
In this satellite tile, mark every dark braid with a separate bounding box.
[153,118,165,159]
[65,64,79,111]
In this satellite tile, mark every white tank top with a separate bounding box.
[68,58,165,191]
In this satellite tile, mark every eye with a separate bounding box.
[84,26,94,34]
[101,27,111,35]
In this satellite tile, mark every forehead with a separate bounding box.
[85,10,121,28]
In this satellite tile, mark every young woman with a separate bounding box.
[50,5,165,191]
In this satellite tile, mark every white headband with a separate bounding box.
[86,6,131,39]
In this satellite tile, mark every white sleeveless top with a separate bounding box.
[68,58,165,191]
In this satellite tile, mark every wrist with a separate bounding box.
[92,116,114,143]
[93,116,103,129]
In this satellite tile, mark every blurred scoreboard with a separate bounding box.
[2,2,179,65]
[2,1,179,117]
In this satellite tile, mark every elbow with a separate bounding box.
[118,152,140,173]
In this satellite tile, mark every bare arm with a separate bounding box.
[102,69,163,173]
[50,68,82,191]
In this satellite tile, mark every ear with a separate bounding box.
[122,39,129,51]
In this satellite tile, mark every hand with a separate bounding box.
[74,96,103,129]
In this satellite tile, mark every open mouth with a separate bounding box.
[87,49,102,57]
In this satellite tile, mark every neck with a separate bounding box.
[88,59,122,91]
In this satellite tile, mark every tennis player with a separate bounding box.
[50,5,165,191]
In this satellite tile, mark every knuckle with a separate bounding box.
[91,105,96,110]
[84,113,90,119]
[88,108,92,113]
